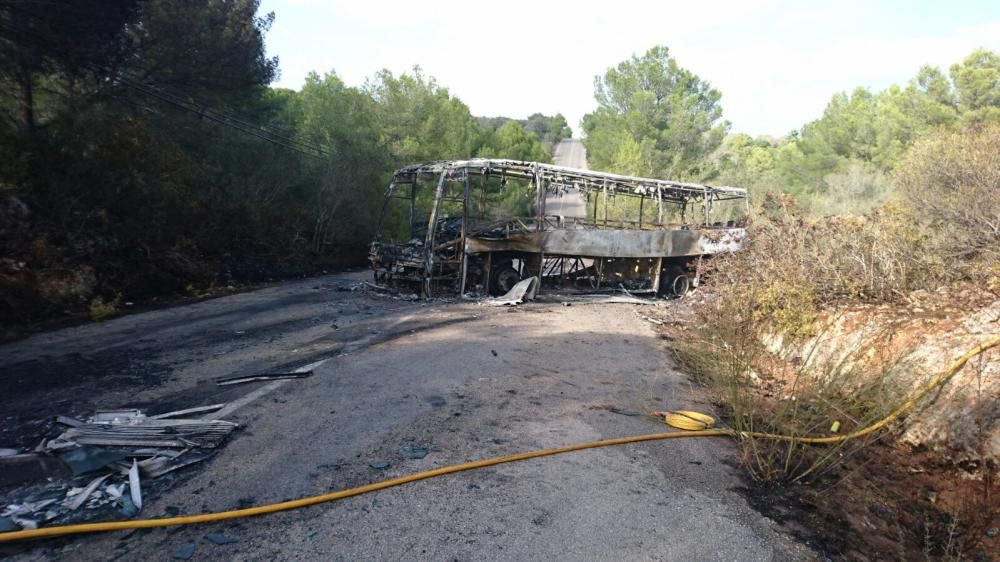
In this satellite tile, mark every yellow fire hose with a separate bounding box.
[1,336,996,544]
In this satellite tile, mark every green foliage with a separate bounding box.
[0,0,140,131]
[522,113,572,147]
[477,120,551,162]
[126,0,278,100]
[89,294,121,322]
[950,49,1000,122]
[582,45,729,181]
[709,48,999,214]
[366,67,480,164]
[477,112,572,156]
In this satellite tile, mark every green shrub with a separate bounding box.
[88,294,121,321]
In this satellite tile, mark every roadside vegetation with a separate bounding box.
[0,1,564,328]
[582,46,999,559]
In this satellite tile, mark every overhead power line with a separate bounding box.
[120,77,331,160]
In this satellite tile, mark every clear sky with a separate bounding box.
[258,0,1000,138]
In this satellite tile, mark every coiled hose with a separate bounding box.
[1,335,996,544]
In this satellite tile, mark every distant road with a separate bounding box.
[552,138,588,169]
[547,139,588,217]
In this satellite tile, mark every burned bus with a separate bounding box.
[369,159,747,297]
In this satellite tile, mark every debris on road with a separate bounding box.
[128,460,143,511]
[205,532,238,545]
[544,295,661,306]
[216,371,312,386]
[485,276,539,306]
[0,453,70,486]
[637,314,664,326]
[369,461,390,470]
[63,474,111,511]
[91,409,145,423]
[608,407,640,417]
[0,404,241,533]
[150,404,226,419]
[172,543,196,560]
[49,418,237,449]
[60,447,127,476]
[399,445,429,460]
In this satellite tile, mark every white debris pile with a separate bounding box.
[0,404,238,533]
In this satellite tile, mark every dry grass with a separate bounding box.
[670,302,913,484]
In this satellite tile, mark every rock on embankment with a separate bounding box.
[764,288,999,463]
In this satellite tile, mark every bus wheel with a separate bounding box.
[670,274,690,297]
[491,266,521,295]
[659,267,689,297]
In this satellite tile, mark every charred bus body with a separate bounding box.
[369,159,747,297]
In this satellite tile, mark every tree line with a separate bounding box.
[0,0,563,326]
[583,45,1000,215]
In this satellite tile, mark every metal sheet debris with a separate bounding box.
[399,445,429,459]
[90,410,145,424]
[64,474,111,511]
[0,453,70,485]
[215,371,312,386]
[485,276,539,306]
[150,404,226,419]
[60,448,127,477]
[55,416,84,428]
[0,404,242,533]
[54,418,238,449]
[128,460,142,511]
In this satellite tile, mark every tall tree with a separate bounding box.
[950,48,1000,123]
[523,112,572,145]
[126,0,277,100]
[0,0,139,131]
[582,45,728,180]
[477,120,551,162]
[366,67,480,164]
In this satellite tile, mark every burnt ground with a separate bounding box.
[0,271,419,450]
[0,272,813,561]
[741,442,999,561]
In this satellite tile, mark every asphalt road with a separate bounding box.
[0,269,811,561]
[546,140,588,219]
[553,139,588,170]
